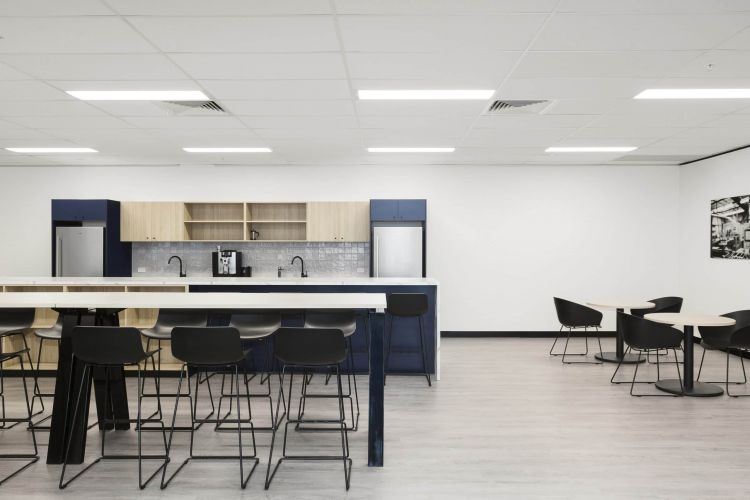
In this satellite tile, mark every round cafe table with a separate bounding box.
[645,312,736,397]
[587,300,655,364]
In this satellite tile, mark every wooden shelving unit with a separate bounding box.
[184,202,246,241]
[246,202,307,241]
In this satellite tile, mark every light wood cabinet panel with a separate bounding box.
[121,202,184,242]
[307,202,369,242]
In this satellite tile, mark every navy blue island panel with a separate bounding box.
[189,283,437,375]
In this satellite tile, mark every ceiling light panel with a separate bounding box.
[6,147,98,153]
[67,90,210,101]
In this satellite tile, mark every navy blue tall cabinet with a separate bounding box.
[51,199,132,276]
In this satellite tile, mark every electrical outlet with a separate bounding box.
[137,267,146,273]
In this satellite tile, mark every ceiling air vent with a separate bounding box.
[154,100,226,116]
[485,99,550,115]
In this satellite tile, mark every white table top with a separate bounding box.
[645,312,736,327]
[0,292,387,310]
[587,300,655,311]
[0,276,438,287]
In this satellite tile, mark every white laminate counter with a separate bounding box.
[0,276,438,287]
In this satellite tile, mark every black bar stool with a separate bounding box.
[384,293,431,386]
[215,311,282,432]
[140,309,211,423]
[618,312,683,397]
[161,327,259,490]
[265,327,351,491]
[0,345,38,486]
[59,326,167,490]
[0,308,43,427]
[300,310,361,431]
[551,298,604,364]
[29,316,63,430]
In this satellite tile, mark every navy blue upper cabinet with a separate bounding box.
[370,199,426,221]
[51,199,108,221]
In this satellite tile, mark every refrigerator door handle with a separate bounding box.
[373,235,379,277]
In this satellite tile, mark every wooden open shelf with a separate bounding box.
[247,202,306,222]
[186,221,245,241]
[247,221,306,241]
[184,202,244,222]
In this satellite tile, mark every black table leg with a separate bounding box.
[595,308,646,364]
[47,309,92,464]
[368,311,384,467]
[656,325,723,397]
[92,309,129,430]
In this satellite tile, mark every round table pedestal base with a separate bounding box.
[595,352,645,364]
[655,379,724,397]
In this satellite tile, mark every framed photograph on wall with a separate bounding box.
[711,195,750,259]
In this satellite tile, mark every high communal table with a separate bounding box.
[645,312,736,397]
[0,292,388,466]
[587,299,655,364]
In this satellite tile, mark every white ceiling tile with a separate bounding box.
[703,114,750,127]
[355,100,488,116]
[360,130,461,143]
[359,115,475,135]
[669,126,750,141]
[83,101,190,117]
[672,50,750,78]
[346,52,520,86]
[643,136,744,153]
[106,0,331,15]
[0,17,155,53]
[240,115,359,129]
[606,99,750,116]
[473,114,597,129]
[532,13,750,50]
[498,77,657,99]
[334,0,557,14]
[47,80,202,92]
[590,112,718,128]
[198,80,352,100]
[7,115,133,130]
[0,120,57,139]
[719,26,750,48]
[253,128,363,140]
[568,126,685,139]
[512,51,701,78]
[123,116,248,129]
[543,99,621,115]
[0,101,106,117]
[170,54,347,79]
[462,128,576,146]
[0,54,188,81]
[558,0,750,14]
[225,100,355,116]
[0,0,114,16]
[128,16,340,53]
[0,81,71,100]
[0,62,32,80]
[338,15,548,52]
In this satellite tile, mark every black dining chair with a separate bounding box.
[0,309,43,424]
[265,327,351,491]
[618,312,683,397]
[697,310,750,397]
[551,298,604,364]
[29,316,63,430]
[59,327,167,490]
[631,297,684,364]
[161,327,259,490]
[0,343,38,486]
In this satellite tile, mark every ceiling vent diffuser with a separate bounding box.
[154,100,226,116]
[485,99,551,115]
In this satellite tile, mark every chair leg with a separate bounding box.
[265,366,287,489]
[161,365,187,489]
[0,354,39,486]
[628,349,682,397]
[335,365,351,490]
[726,353,750,397]
[549,326,563,356]
[60,365,94,489]
[562,327,602,365]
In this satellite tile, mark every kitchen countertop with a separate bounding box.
[0,276,439,287]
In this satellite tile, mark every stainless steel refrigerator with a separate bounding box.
[55,226,105,277]
[372,224,424,277]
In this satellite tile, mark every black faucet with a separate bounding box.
[168,255,186,277]
[291,256,307,278]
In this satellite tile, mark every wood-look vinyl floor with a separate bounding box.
[2,337,750,499]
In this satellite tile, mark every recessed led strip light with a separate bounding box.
[67,90,210,101]
[634,89,750,99]
[183,147,272,153]
[358,90,494,100]
[368,147,455,153]
[545,146,637,153]
[5,147,98,153]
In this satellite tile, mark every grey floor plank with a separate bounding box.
[2,337,750,499]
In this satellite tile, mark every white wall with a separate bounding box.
[679,147,750,314]
[0,164,680,331]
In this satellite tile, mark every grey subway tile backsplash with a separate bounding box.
[132,242,370,278]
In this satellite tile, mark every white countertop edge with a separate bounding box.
[0,276,439,287]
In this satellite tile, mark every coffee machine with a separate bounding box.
[212,246,242,277]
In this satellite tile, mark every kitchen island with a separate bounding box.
[0,276,440,379]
